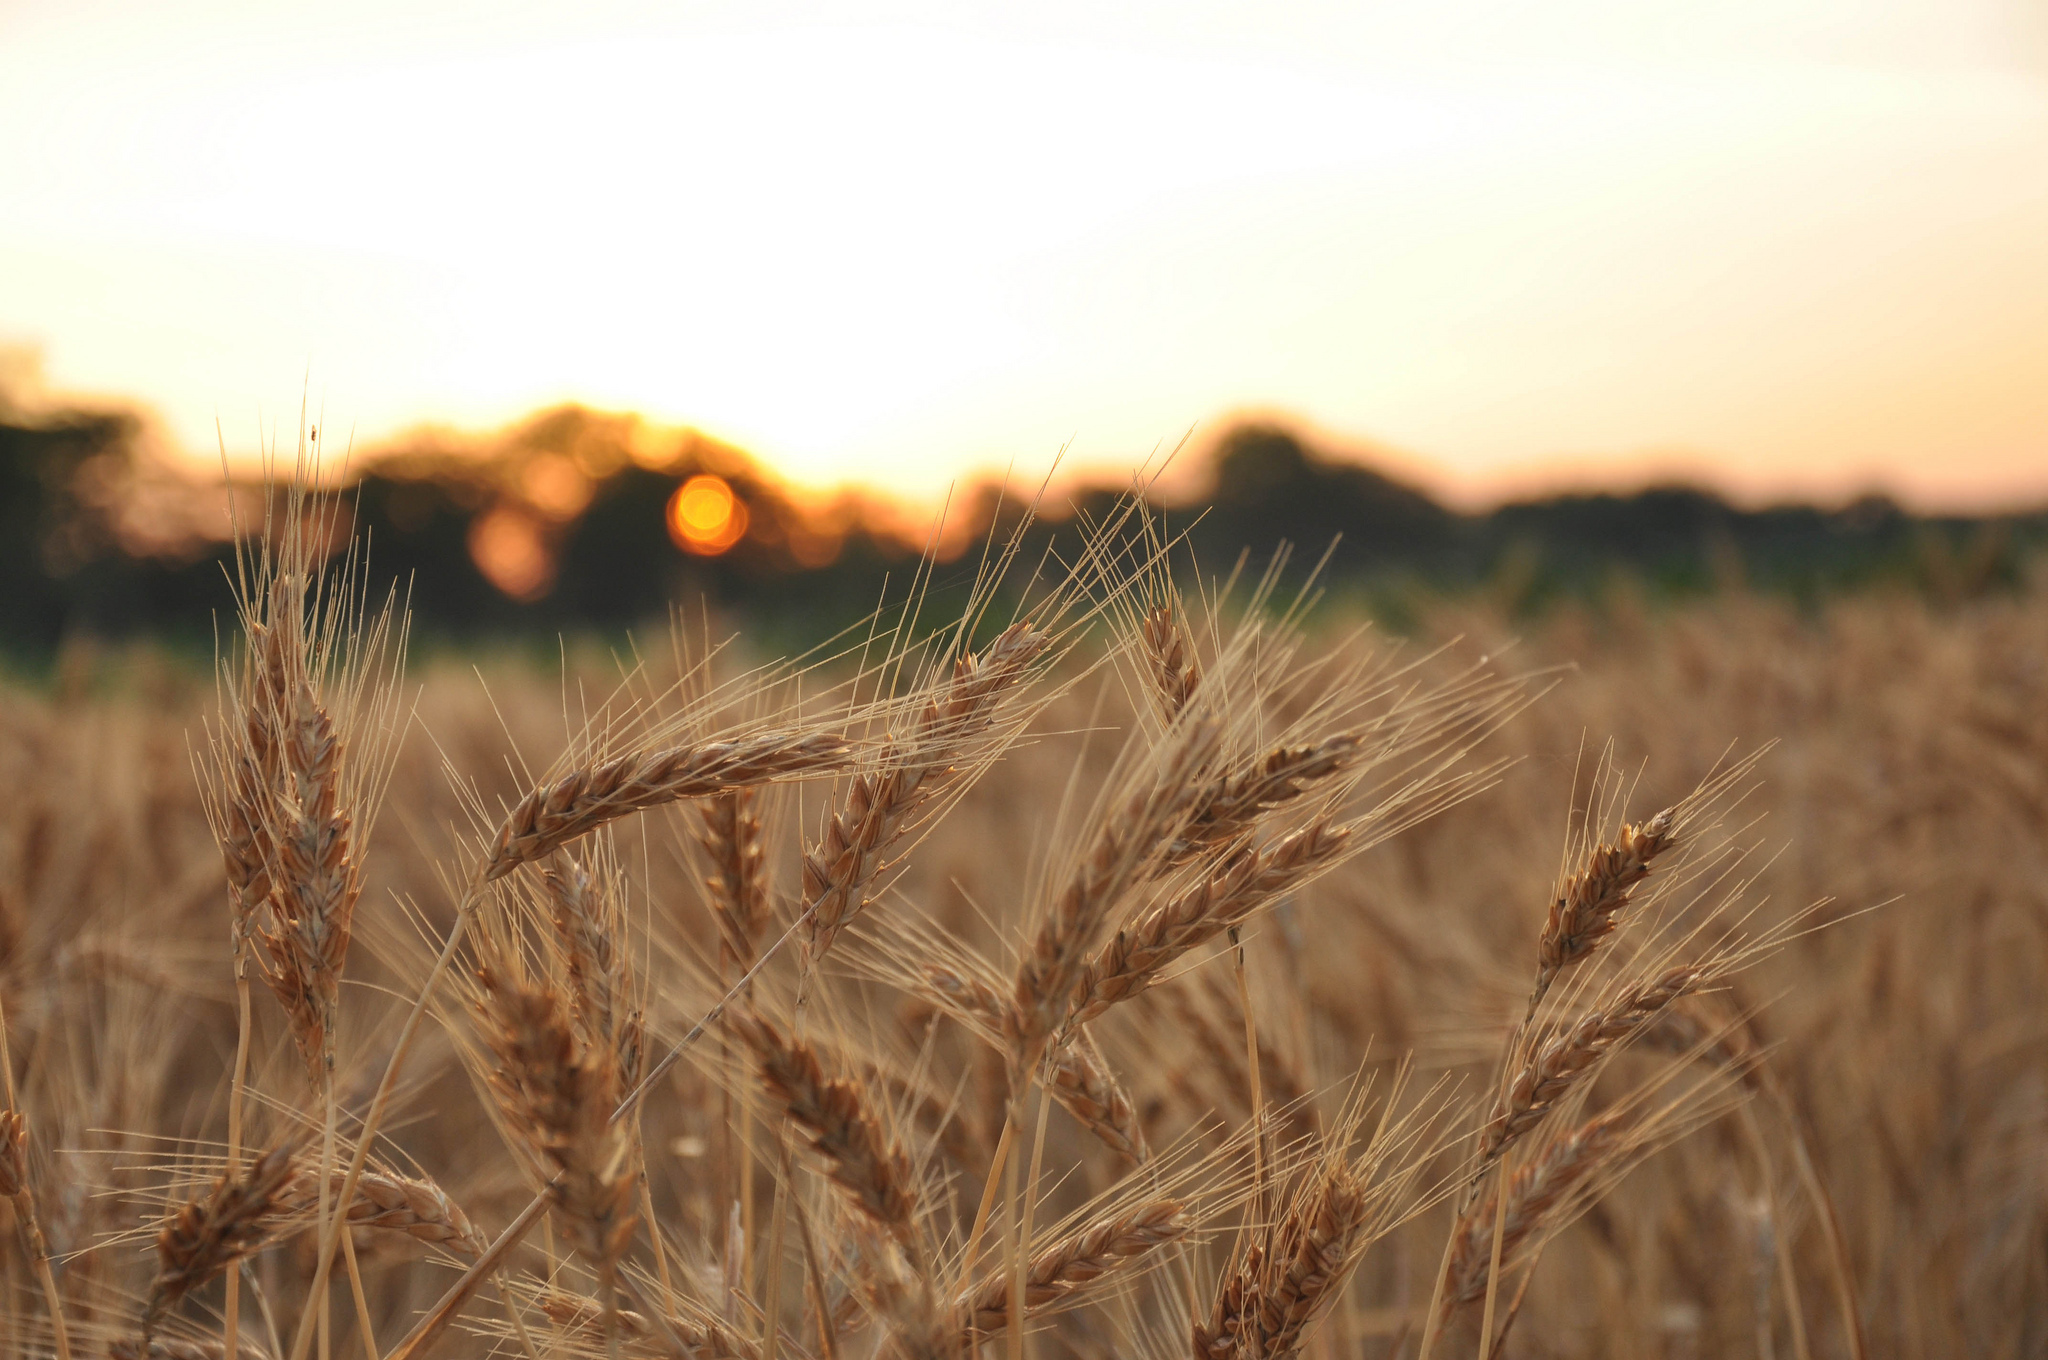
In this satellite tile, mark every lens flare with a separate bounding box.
[666,474,749,556]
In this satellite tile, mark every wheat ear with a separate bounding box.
[1172,735,1367,865]
[1008,718,1219,1074]
[701,788,772,986]
[956,1199,1185,1343]
[486,729,854,881]
[726,1009,919,1247]
[142,1141,299,1347]
[1067,818,1349,1032]
[804,621,1049,961]
[1482,965,1703,1164]
[1525,808,1677,1019]
[1141,604,1201,718]
[1444,1114,1626,1314]
[473,965,637,1294]
[279,1165,489,1257]
[1196,1166,1371,1360]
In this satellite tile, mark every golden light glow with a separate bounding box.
[667,475,749,556]
[468,505,553,600]
[4,3,2046,510]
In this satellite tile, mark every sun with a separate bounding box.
[666,474,749,555]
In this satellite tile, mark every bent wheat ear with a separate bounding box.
[1067,818,1350,1031]
[1444,1114,1626,1312]
[1483,966,1702,1162]
[804,620,1049,960]
[727,1009,919,1245]
[956,1199,1185,1342]
[278,1165,488,1257]
[143,1141,299,1341]
[1172,735,1367,863]
[486,728,853,881]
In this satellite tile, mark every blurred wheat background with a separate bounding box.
[0,465,2038,1360]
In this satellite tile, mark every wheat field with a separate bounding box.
[0,482,2039,1360]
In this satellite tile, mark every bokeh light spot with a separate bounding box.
[468,505,554,600]
[667,474,749,555]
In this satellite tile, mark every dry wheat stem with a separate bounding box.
[0,1109,70,1360]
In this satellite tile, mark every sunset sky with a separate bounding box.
[3,0,2045,509]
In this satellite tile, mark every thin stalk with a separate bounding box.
[1001,1092,1024,1360]
[287,888,480,1360]
[1012,1084,1052,1360]
[0,997,70,1360]
[225,965,253,1360]
[340,1226,379,1360]
[317,1066,336,1360]
[383,1186,552,1360]
[761,1134,792,1360]
[957,1115,1016,1293]
[1229,927,1267,1219]
[1475,1160,1511,1359]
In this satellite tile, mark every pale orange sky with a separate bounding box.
[3,0,2046,510]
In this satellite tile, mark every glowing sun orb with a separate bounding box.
[666,474,749,556]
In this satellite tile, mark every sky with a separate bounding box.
[2,0,2046,510]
